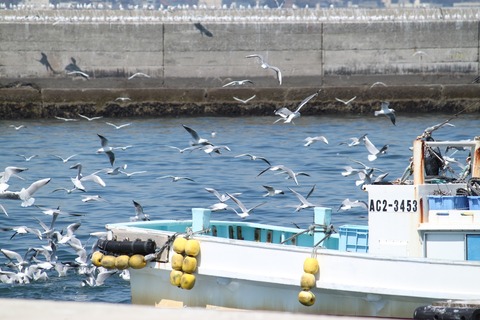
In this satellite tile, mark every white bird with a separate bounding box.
[0,204,8,216]
[81,195,107,203]
[370,82,387,88]
[201,144,231,154]
[245,54,282,85]
[233,95,256,104]
[67,71,90,79]
[225,192,266,219]
[374,102,396,125]
[339,134,367,147]
[105,122,131,130]
[18,178,51,207]
[131,200,150,221]
[78,113,103,121]
[157,175,195,182]
[115,97,131,102]
[165,145,199,153]
[96,134,115,166]
[182,124,212,146]
[128,72,150,80]
[209,202,229,212]
[338,198,368,211]
[257,165,303,186]
[9,124,25,130]
[362,136,388,162]
[335,96,356,105]
[70,163,106,191]
[205,188,241,203]
[304,136,328,147]
[54,116,78,122]
[235,153,271,166]
[274,92,318,124]
[16,154,38,161]
[52,154,78,163]
[288,185,317,212]
[222,80,254,87]
[262,185,284,197]
[119,170,147,177]
[1,249,28,272]
[1,226,42,240]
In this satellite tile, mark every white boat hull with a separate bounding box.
[108,225,480,318]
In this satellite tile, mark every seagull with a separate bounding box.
[370,82,388,88]
[362,135,388,162]
[96,134,115,166]
[274,92,318,124]
[128,72,151,80]
[70,163,106,192]
[338,198,368,211]
[18,178,51,207]
[413,50,428,59]
[182,124,212,146]
[339,134,367,147]
[209,202,229,212]
[119,170,147,177]
[67,71,90,79]
[262,185,284,197]
[304,136,328,147]
[9,124,25,130]
[201,144,231,155]
[257,165,303,186]
[130,200,150,221]
[165,145,199,153]
[81,195,107,203]
[0,166,27,192]
[78,113,103,121]
[246,54,282,85]
[374,102,396,125]
[51,186,82,194]
[421,109,465,138]
[235,153,271,166]
[288,185,317,212]
[54,116,78,122]
[233,95,256,104]
[222,80,254,87]
[335,96,357,105]
[205,187,241,203]
[115,97,131,102]
[1,226,42,240]
[105,122,131,130]
[225,192,266,219]
[17,154,38,161]
[52,154,78,163]
[157,175,195,182]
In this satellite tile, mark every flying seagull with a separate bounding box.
[362,135,388,162]
[246,54,282,85]
[335,96,357,105]
[96,134,115,166]
[225,192,266,219]
[222,80,254,87]
[233,95,256,104]
[374,102,396,125]
[182,124,212,146]
[128,72,150,80]
[274,92,318,124]
[304,136,328,147]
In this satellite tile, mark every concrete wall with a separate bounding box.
[0,8,479,86]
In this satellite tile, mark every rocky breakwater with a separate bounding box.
[0,8,480,118]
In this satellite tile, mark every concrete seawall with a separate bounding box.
[1,8,480,118]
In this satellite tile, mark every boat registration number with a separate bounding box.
[369,199,418,213]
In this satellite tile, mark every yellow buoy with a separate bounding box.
[169,270,183,287]
[300,272,316,290]
[184,239,200,257]
[101,255,116,269]
[129,254,147,269]
[173,237,187,254]
[182,256,197,274]
[303,257,319,274]
[171,253,184,271]
[180,273,196,290]
[298,290,316,306]
[115,255,130,270]
[91,251,104,267]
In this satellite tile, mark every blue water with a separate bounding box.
[0,113,477,303]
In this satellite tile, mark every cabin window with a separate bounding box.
[228,226,234,239]
[466,234,480,261]
[236,226,244,240]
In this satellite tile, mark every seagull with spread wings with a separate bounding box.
[246,54,282,85]
[274,92,318,124]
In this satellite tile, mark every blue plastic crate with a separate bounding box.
[428,196,469,210]
[338,225,369,253]
[468,196,480,210]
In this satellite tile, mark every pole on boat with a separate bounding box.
[192,208,211,233]
[313,207,332,246]
[472,136,480,178]
[413,139,425,185]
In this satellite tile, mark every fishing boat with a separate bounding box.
[103,135,480,319]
